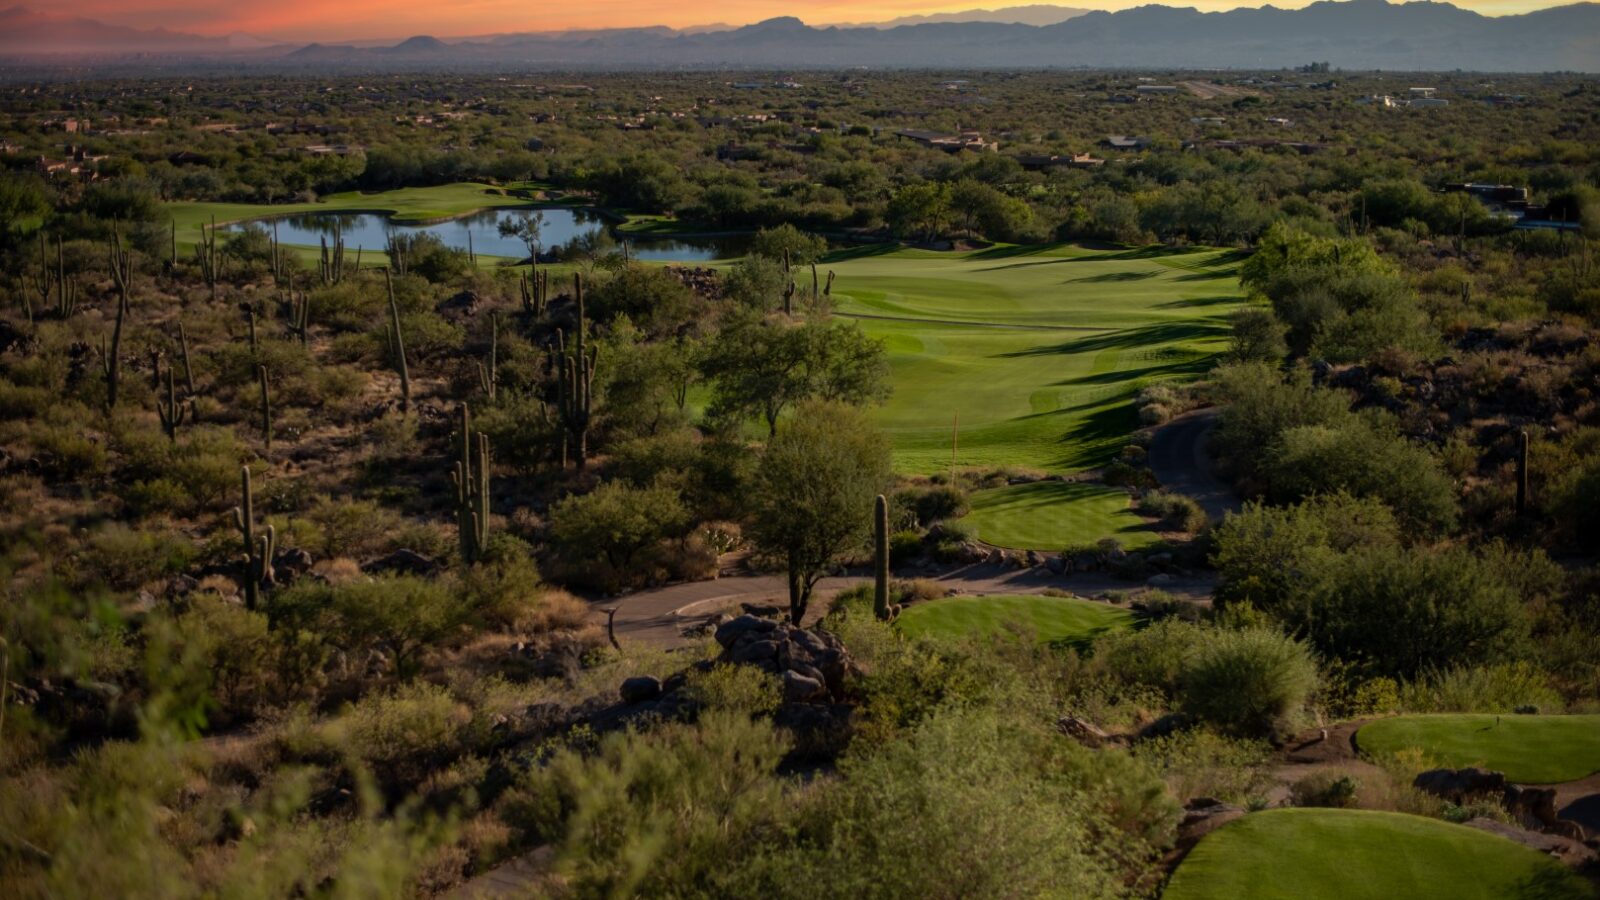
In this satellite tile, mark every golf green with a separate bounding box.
[895,594,1135,647]
[1357,714,1600,784]
[960,481,1161,552]
[827,244,1242,474]
[1164,808,1594,900]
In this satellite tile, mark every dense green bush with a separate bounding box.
[1401,662,1563,714]
[1179,626,1318,738]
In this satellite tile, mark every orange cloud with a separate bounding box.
[65,0,1573,40]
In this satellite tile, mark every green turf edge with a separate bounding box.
[893,594,1136,648]
[1163,808,1595,900]
[1355,714,1600,784]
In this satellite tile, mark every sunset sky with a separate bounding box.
[64,0,1574,41]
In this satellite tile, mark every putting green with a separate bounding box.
[828,244,1242,474]
[960,481,1161,552]
[1164,808,1594,900]
[895,594,1135,647]
[1357,714,1600,784]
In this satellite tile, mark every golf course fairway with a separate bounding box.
[827,243,1242,474]
[1163,808,1594,900]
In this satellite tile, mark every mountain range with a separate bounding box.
[2,1,1598,72]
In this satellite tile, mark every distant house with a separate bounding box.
[299,144,363,156]
[1016,152,1105,171]
[1407,97,1449,109]
[1264,117,1294,126]
[1408,87,1437,99]
[894,129,997,153]
[1190,117,1227,126]
[1102,135,1151,150]
[1136,85,1179,95]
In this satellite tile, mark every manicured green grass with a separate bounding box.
[166,182,543,251]
[826,243,1242,474]
[895,594,1136,647]
[959,481,1161,551]
[1164,808,1594,900]
[1357,714,1600,784]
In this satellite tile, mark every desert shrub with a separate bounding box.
[904,484,969,525]
[1211,492,1399,611]
[305,498,404,560]
[504,711,791,896]
[1093,618,1209,699]
[1264,418,1459,534]
[770,707,1179,898]
[475,392,562,473]
[1400,662,1563,714]
[1320,661,1401,718]
[271,575,468,680]
[683,664,782,715]
[1290,772,1361,808]
[1179,626,1318,738]
[888,530,923,567]
[548,481,691,592]
[1131,591,1206,623]
[313,682,471,786]
[1134,729,1273,805]
[1298,544,1530,680]
[1140,490,1206,532]
[79,523,193,590]
[458,533,542,627]
[169,593,278,715]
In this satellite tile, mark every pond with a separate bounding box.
[225,207,751,263]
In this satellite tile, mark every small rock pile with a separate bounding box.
[713,614,855,704]
[662,265,722,299]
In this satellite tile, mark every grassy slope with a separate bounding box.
[895,594,1135,647]
[1164,808,1594,900]
[1357,714,1600,784]
[961,481,1161,551]
[826,244,1242,474]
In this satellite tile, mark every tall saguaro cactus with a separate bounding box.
[873,493,898,621]
[319,219,346,285]
[1515,429,1530,515]
[452,404,491,565]
[257,364,272,449]
[384,268,411,412]
[101,226,134,409]
[233,467,275,611]
[156,362,195,443]
[556,273,597,469]
[476,313,499,401]
[520,268,549,317]
[195,215,220,301]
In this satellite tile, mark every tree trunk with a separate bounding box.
[787,559,806,625]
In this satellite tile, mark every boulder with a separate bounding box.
[619,676,663,705]
[361,548,440,577]
[1056,715,1111,748]
[1045,554,1066,575]
[1414,767,1506,802]
[1504,784,1560,828]
[1464,818,1594,864]
[783,670,826,703]
[714,614,778,649]
[273,547,315,584]
[730,638,780,664]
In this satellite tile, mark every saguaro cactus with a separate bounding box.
[452,404,491,564]
[233,467,275,611]
[384,268,411,412]
[286,283,311,347]
[256,364,272,448]
[475,313,499,400]
[1515,429,1530,515]
[102,227,134,408]
[177,321,196,395]
[319,219,346,285]
[520,268,549,317]
[556,274,597,469]
[873,493,899,621]
[156,362,195,442]
[824,270,835,297]
[195,215,220,300]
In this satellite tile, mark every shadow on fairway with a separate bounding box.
[1067,270,1159,283]
[1157,294,1242,309]
[1054,357,1215,387]
[999,320,1230,357]
[966,243,1076,260]
[821,242,902,263]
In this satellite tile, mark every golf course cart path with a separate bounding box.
[599,564,1216,648]
[1148,407,1239,521]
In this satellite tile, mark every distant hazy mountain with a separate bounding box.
[836,5,1091,28]
[2,0,1598,72]
[0,5,277,56]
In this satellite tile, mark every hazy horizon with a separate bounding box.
[18,0,1587,43]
